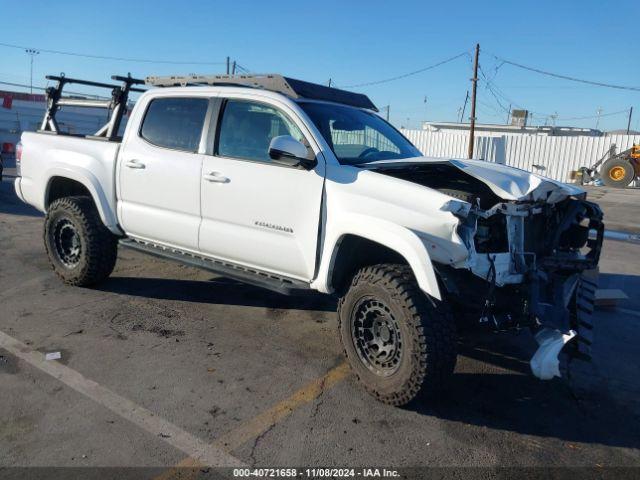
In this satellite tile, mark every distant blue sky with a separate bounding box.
[1,0,639,131]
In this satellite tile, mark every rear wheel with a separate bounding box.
[338,264,457,406]
[44,196,117,286]
[601,158,635,188]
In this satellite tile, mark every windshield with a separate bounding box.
[299,102,422,165]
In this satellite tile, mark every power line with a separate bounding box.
[478,63,558,118]
[478,65,521,112]
[478,64,629,125]
[479,77,628,122]
[341,52,469,88]
[0,41,226,65]
[0,79,110,99]
[555,109,630,121]
[489,52,640,92]
[234,63,251,74]
[480,78,511,114]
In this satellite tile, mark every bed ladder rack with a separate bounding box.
[40,73,146,140]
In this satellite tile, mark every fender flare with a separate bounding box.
[313,214,441,300]
[43,166,121,234]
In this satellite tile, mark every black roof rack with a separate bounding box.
[145,74,378,111]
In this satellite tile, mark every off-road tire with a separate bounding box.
[338,264,457,406]
[601,158,635,188]
[559,272,597,392]
[44,196,117,286]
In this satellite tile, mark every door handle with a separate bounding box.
[125,159,146,169]
[203,171,229,183]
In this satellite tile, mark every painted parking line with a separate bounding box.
[0,330,244,468]
[155,362,351,479]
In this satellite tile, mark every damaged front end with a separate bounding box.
[373,159,605,380]
[457,196,603,321]
[455,196,604,379]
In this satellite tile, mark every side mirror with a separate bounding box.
[268,135,317,170]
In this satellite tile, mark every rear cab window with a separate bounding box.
[140,97,209,152]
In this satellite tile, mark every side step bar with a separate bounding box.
[119,239,311,295]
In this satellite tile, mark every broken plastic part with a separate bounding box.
[530,328,576,380]
[441,199,471,217]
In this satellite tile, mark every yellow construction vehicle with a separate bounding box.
[580,144,640,188]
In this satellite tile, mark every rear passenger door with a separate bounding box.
[118,96,209,251]
[199,98,325,280]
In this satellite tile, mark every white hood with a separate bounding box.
[362,156,585,203]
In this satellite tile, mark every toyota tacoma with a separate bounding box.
[14,73,603,405]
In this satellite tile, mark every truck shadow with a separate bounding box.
[0,178,43,217]
[100,276,337,312]
[416,369,640,450]
[408,321,640,450]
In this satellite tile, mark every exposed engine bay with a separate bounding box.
[370,160,604,379]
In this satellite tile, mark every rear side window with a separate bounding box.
[140,97,208,152]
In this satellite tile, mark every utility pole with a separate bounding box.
[460,90,469,123]
[595,107,603,130]
[467,43,480,159]
[627,107,633,135]
[25,49,39,94]
[506,104,511,124]
[226,56,230,75]
[383,105,390,121]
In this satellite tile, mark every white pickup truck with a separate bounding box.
[15,73,604,406]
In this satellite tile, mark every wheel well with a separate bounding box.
[46,177,92,209]
[329,235,407,295]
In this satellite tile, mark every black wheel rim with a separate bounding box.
[351,297,402,377]
[53,218,81,268]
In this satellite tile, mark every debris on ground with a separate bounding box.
[595,289,629,308]
[63,329,84,337]
[45,352,61,361]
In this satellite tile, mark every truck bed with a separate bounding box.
[16,131,121,229]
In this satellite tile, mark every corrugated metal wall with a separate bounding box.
[402,129,640,182]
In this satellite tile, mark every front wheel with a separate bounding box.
[44,196,118,286]
[338,264,457,406]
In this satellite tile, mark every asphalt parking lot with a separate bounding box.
[1,160,640,477]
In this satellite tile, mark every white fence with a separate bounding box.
[402,129,640,182]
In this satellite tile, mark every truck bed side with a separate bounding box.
[16,132,122,233]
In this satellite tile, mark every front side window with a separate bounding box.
[299,102,421,165]
[217,100,305,163]
[140,97,208,152]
